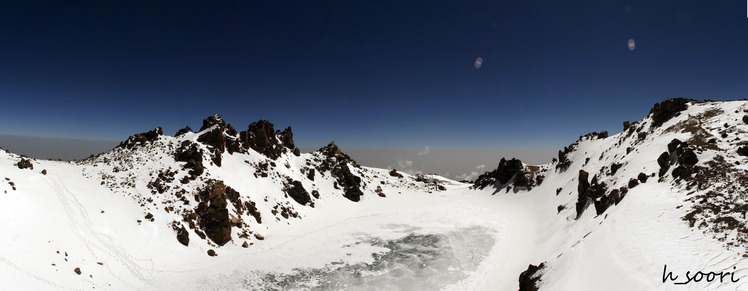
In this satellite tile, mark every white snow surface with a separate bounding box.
[1,100,748,290]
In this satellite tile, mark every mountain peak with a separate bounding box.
[199,114,227,132]
[117,127,164,149]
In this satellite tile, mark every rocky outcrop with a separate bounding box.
[576,170,610,217]
[118,127,163,149]
[171,222,189,246]
[194,181,232,246]
[473,158,535,190]
[518,263,545,291]
[283,179,313,206]
[496,158,524,185]
[239,120,296,160]
[315,142,363,202]
[555,145,575,172]
[657,138,699,180]
[738,146,748,157]
[17,158,33,170]
[196,114,242,166]
[610,163,622,176]
[579,131,608,140]
[175,126,193,137]
[649,97,690,127]
[147,169,176,194]
[175,141,205,181]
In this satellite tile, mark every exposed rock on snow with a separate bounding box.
[282,178,313,207]
[518,263,545,291]
[315,142,364,202]
[118,127,163,149]
[16,158,33,170]
[175,125,193,137]
[239,120,294,160]
[649,97,690,127]
[194,180,232,246]
[472,158,539,191]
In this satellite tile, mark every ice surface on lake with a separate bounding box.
[238,226,495,290]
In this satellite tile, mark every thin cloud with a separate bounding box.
[417,146,430,156]
[455,164,488,181]
[388,159,422,175]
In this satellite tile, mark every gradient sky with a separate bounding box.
[1,1,747,178]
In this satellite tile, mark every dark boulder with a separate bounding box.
[628,178,639,188]
[637,172,648,183]
[577,170,590,197]
[575,170,597,218]
[668,138,682,154]
[743,115,748,124]
[283,179,313,206]
[389,169,403,178]
[518,263,545,291]
[609,189,622,205]
[17,158,33,170]
[245,200,262,224]
[594,195,611,215]
[657,152,670,169]
[610,163,622,176]
[672,165,692,180]
[175,224,189,246]
[738,146,748,157]
[623,121,630,131]
[678,148,698,166]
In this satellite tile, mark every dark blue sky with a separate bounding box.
[1,0,747,151]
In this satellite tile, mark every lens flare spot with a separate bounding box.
[628,39,636,51]
[474,57,483,68]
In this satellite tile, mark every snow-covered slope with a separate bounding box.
[474,98,748,290]
[1,100,748,290]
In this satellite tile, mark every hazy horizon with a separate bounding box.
[0,131,560,180]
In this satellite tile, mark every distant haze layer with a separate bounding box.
[0,135,118,160]
[0,134,557,180]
